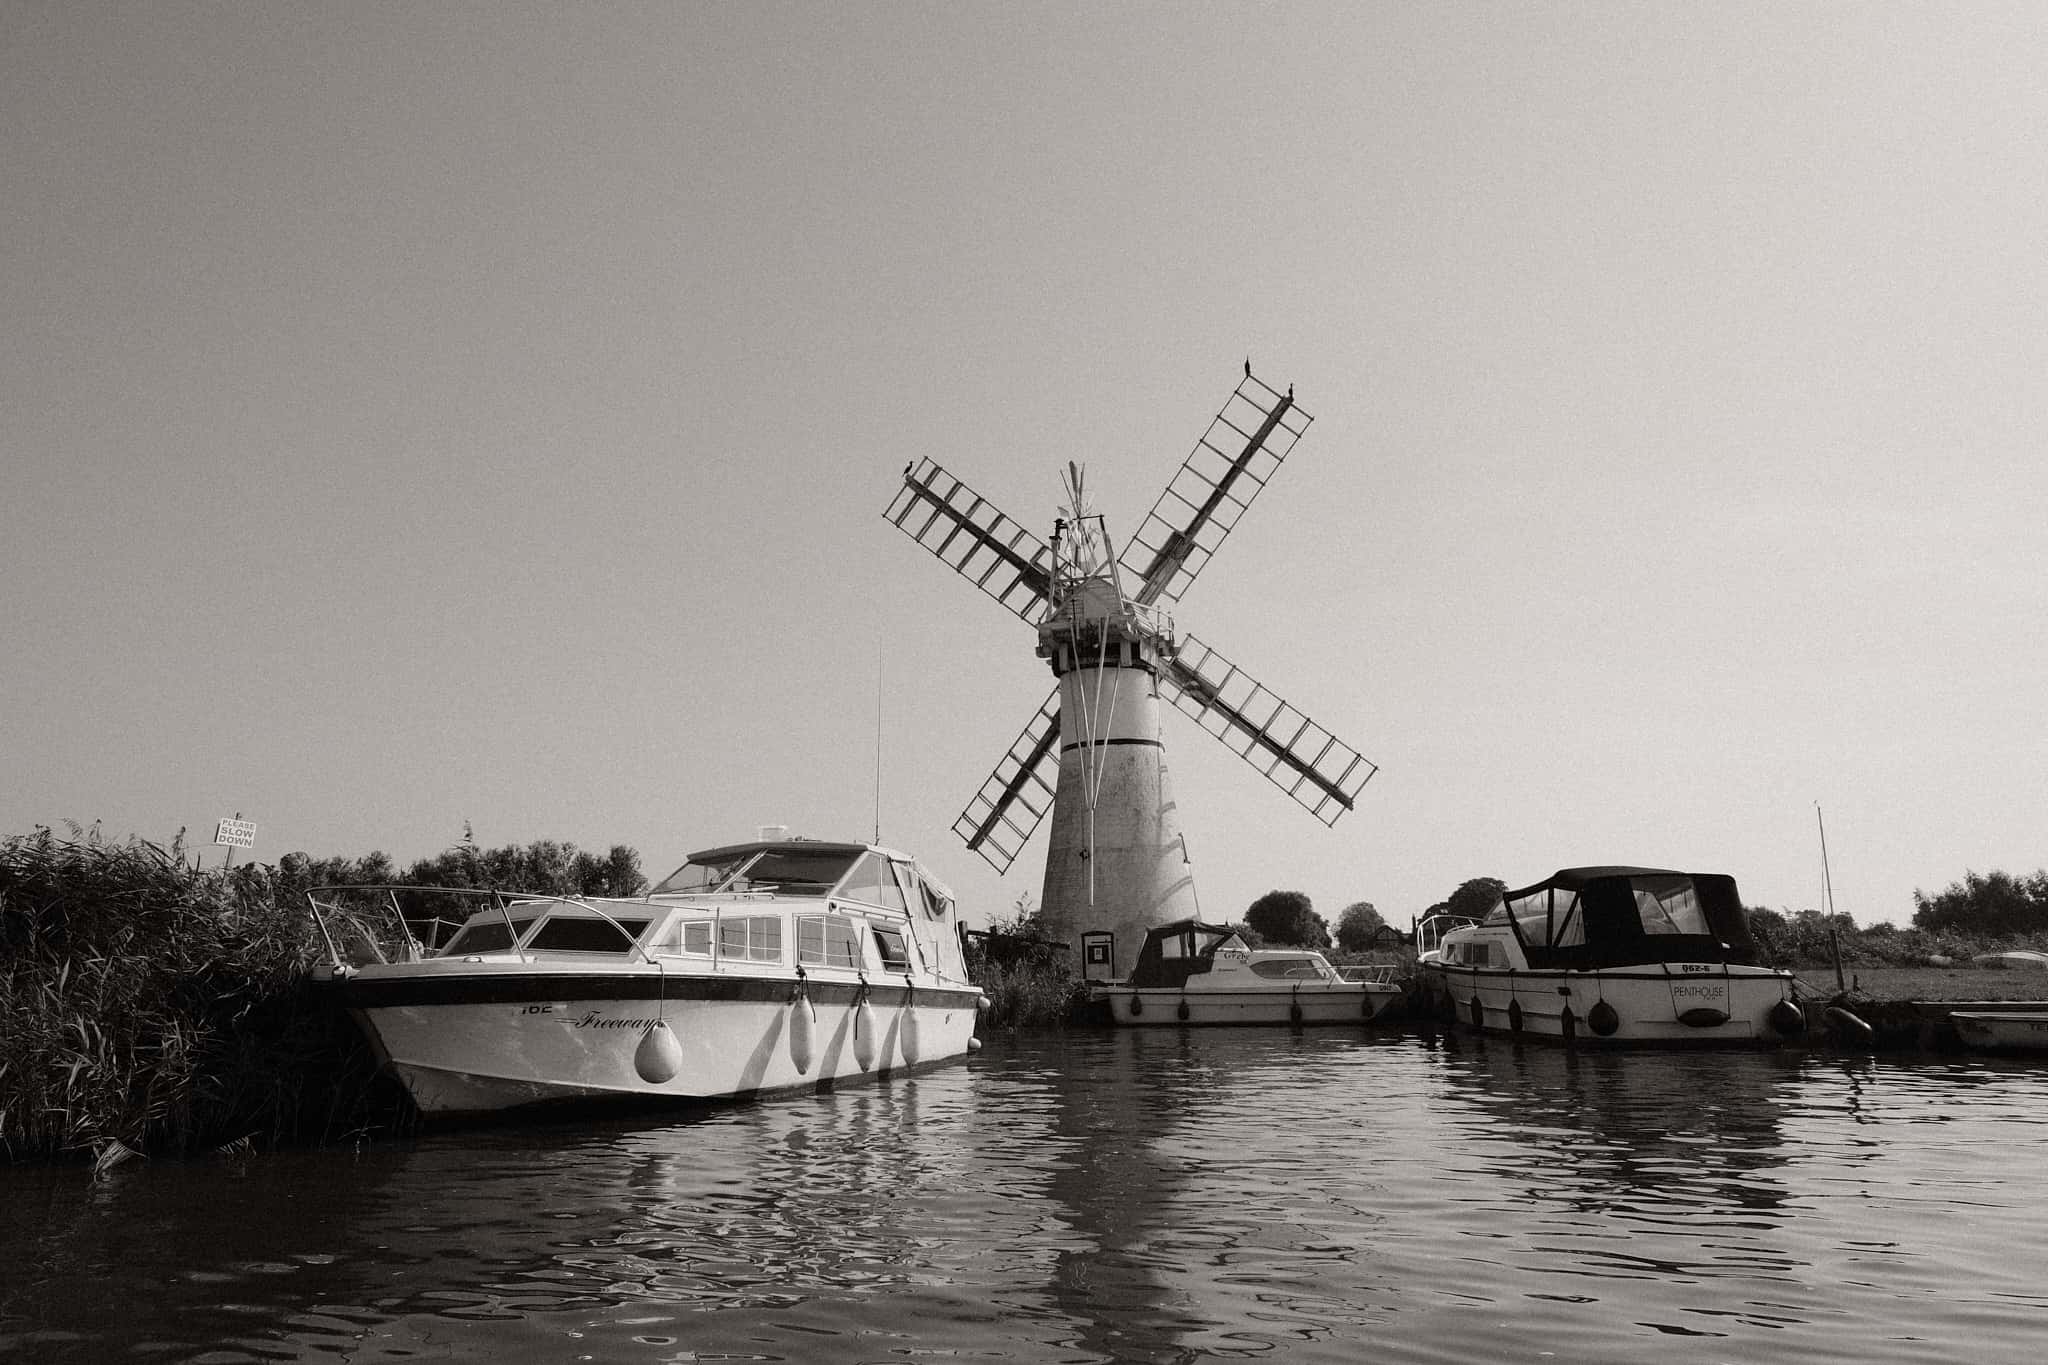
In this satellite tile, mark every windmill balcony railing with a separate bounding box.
[1040,595,1175,642]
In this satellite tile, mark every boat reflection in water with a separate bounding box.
[8,1034,2048,1363]
[1414,1029,1807,1234]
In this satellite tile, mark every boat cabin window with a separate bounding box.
[719,914,783,963]
[837,852,907,911]
[1249,956,1334,981]
[1446,940,1493,967]
[527,916,652,954]
[1505,888,1584,949]
[798,913,865,969]
[1633,876,1710,936]
[441,915,538,956]
[870,924,911,971]
[651,918,713,957]
[890,861,935,918]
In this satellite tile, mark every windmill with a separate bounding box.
[883,368,1374,976]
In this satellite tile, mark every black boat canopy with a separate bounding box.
[1483,867,1763,970]
[1127,919,1248,988]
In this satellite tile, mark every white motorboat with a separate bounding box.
[1417,866,1807,1045]
[1951,1009,2048,1053]
[310,836,987,1117]
[1086,919,1404,1026]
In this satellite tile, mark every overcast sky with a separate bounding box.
[5,2,2043,928]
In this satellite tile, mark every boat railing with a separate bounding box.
[305,885,656,969]
[1412,913,1481,960]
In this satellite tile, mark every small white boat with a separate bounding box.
[1418,867,1807,1045]
[310,836,987,1117]
[1087,919,1404,1026]
[1951,1010,2048,1053]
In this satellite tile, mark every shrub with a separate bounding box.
[0,826,409,1163]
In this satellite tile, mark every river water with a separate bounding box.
[5,1030,2047,1363]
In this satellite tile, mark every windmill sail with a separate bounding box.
[951,691,1061,873]
[1119,373,1313,608]
[886,459,1053,623]
[1162,634,1375,825]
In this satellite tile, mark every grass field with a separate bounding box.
[1801,965,2048,1002]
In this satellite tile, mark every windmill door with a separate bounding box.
[1081,931,1116,983]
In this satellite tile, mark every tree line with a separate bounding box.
[1236,868,2048,958]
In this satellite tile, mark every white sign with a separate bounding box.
[214,818,257,849]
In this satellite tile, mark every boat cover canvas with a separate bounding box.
[1497,868,1762,970]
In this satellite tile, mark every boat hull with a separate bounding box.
[1093,981,1403,1027]
[1951,1010,2048,1053]
[1420,963,1803,1045]
[334,967,983,1116]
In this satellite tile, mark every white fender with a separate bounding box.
[634,1020,682,1085]
[852,995,878,1071]
[788,991,817,1074]
[900,997,921,1066]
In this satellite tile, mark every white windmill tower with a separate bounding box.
[883,368,1374,976]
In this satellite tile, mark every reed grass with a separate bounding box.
[969,956,1092,1030]
[0,826,412,1165]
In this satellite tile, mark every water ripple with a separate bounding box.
[6,1035,2048,1361]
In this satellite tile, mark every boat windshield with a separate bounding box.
[1250,955,1337,981]
[651,846,861,897]
[441,913,540,956]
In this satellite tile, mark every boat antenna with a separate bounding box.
[874,635,887,845]
[1816,801,1844,991]
[1815,801,1837,919]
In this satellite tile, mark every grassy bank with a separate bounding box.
[1802,964,2048,1003]
[0,828,411,1165]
